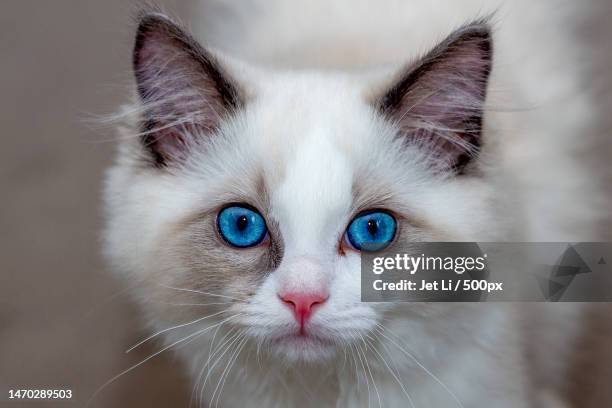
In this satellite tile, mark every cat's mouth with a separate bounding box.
[272,332,334,347]
[269,332,338,361]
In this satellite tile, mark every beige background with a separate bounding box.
[1,1,194,406]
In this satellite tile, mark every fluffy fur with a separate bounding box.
[103,1,612,407]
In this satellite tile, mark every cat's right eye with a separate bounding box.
[217,205,268,248]
[344,210,397,252]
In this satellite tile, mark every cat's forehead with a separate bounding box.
[186,70,394,211]
[237,72,382,243]
[244,71,379,170]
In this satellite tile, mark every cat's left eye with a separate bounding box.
[344,210,397,252]
[217,205,268,248]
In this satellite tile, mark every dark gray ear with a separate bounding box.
[378,21,493,173]
[133,13,242,166]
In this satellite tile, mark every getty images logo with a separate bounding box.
[534,244,604,301]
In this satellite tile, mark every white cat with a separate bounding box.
[103,1,612,407]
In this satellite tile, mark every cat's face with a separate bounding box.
[104,14,495,363]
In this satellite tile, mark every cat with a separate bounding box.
[103,1,612,407]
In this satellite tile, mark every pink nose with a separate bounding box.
[279,292,328,333]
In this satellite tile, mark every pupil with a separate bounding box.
[236,215,249,231]
[367,219,378,236]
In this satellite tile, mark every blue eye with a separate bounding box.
[217,205,268,248]
[345,211,397,252]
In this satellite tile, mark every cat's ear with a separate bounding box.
[132,13,242,166]
[377,22,493,173]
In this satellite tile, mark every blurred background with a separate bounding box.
[1,1,194,406]
[1,1,611,407]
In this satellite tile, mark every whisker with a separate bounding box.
[352,341,371,408]
[212,335,248,408]
[341,343,349,372]
[126,309,228,353]
[176,314,242,354]
[365,333,415,408]
[348,342,361,394]
[152,301,234,307]
[375,324,464,408]
[157,284,247,302]
[358,336,382,408]
[189,325,235,407]
[88,316,239,407]
[192,325,239,407]
[200,331,247,404]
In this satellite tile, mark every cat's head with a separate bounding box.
[104,13,497,363]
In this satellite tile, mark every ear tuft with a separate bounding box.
[133,13,241,166]
[378,21,493,173]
